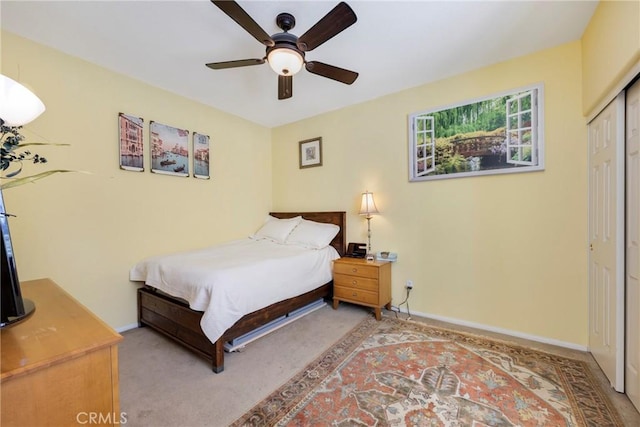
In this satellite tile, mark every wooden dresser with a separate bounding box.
[1,278,123,426]
[332,257,391,320]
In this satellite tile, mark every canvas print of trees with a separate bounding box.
[409,85,544,182]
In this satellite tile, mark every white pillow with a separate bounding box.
[251,216,302,243]
[285,219,340,249]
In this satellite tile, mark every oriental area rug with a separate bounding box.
[232,316,623,427]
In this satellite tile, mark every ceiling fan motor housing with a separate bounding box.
[276,12,296,32]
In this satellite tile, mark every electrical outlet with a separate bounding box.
[406,280,414,289]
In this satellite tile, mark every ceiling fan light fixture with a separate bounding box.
[267,48,303,76]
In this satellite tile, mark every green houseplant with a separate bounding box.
[0,123,72,189]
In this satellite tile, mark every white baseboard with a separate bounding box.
[391,307,588,352]
[116,323,139,333]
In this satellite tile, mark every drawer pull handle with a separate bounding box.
[352,268,358,273]
[352,292,358,297]
[352,280,357,285]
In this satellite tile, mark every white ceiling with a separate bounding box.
[1,0,598,128]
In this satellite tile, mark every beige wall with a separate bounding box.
[1,32,272,329]
[582,0,640,115]
[3,2,633,346]
[273,41,588,346]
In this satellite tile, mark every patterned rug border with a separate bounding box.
[232,316,624,427]
[396,316,624,427]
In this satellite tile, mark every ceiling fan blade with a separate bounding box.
[211,0,274,47]
[297,2,357,52]
[206,58,265,70]
[305,61,358,85]
[278,75,293,100]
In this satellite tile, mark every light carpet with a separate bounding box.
[119,305,639,426]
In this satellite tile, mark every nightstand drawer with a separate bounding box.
[334,274,379,292]
[334,285,379,305]
[333,262,379,279]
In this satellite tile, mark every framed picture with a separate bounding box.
[299,137,323,169]
[408,83,544,182]
[150,121,189,177]
[193,132,210,180]
[118,113,144,171]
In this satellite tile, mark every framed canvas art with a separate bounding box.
[408,83,544,182]
[193,132,210,179]
[150,121,189,177]
[118,113,144,172]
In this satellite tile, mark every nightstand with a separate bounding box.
[332,257,391,320]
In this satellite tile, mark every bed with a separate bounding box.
[132,211,346,373]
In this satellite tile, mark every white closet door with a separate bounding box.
[626,79,640,411]
[588,93,625,391]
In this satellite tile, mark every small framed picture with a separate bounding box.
[299,137,322,169]
[193,132,210,180]
[118,113,144,172]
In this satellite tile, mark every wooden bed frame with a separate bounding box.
[137,211,346,373]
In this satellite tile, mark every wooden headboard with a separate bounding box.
[269,211,346,256]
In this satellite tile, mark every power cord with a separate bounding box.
[391,286,412,320]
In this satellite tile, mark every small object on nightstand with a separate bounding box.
[366,253,374,261]
[345,242,367,258]
[332,257,391,321]
[376,251,397,262]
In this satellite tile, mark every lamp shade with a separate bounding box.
[359,191,379,216]
[0,75,46,127]
[267,48,304,76]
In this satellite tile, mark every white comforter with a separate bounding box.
[130,238,339,343]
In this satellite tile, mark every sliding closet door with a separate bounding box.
[626,79,640,411]
[588,93,625,391]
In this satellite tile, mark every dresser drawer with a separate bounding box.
[334,285,379,306]
[333,262,379,279]
[334,274,379,292]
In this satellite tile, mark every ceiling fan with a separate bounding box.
[206,1,359,100]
